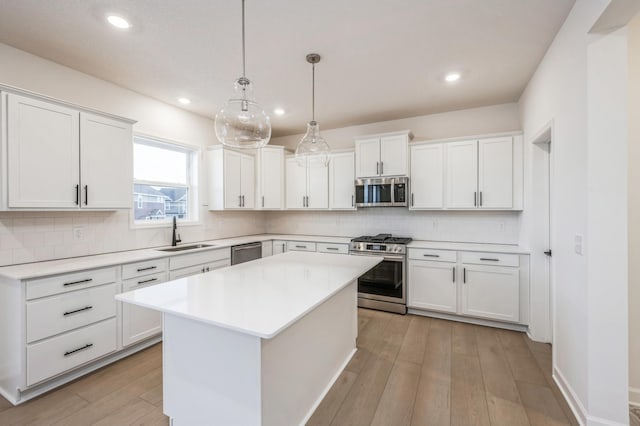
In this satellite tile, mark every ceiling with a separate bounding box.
[0,0,575,137]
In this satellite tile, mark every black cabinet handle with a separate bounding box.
[63,306,93,316]
[380,161,384,175]
[474,192,477,207]
[479,191,483,207]
[423,254,440,258]
[137,277,158,285]
[453,267,456,283]
[84,185,88,205]
[326,247,339,251]
[463,268,466,283]
[480,258,500,262]
[136,266,157,272]
[544,250,552,257]
[75,185,79,205]
[352,195,354,207]
[64,343,93,357]
[63,278,92,287]
[376,161,380,175]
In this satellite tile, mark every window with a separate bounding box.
[133,135,199,225]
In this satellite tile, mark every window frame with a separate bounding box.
[131,133,201,229]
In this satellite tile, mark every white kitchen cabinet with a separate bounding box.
[444,135,521,210]
[256,146,285,209]
[5,92,133,210]
[329,151,356,210]
[461,264,520,322]
[285,157,328,209]
[272,240,288,255]
[408,260,457,313]
[409,143,444,209]
[168,248,231,280]
[354,130,411,178]
[287,241,317,252]
[122,271,166,347]
[208,147,255,210]
[261,241,273,257]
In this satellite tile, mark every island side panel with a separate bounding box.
[162,314,263,426]
[261,281,358,426]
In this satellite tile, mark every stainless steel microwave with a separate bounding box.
[355,177,409,207]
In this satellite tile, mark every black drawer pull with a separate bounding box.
[63,278,93,287]
[137,278,158,285]
[326,247,339,251]
[136,266,157,272]
[480,258,500,262]
[64,343,93,357]
[63,306,93,316]
[295,245,306,249]
[423,254,440,258]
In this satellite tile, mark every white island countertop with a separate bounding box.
[116,251,382,339]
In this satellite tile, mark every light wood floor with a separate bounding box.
[0,309,577,425]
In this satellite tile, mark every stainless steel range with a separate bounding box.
[350,234,412,314]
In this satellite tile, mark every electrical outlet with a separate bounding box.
[73,226,86,241]
[574,234,583,255]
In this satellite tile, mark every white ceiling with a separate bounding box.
[0,0,574,137]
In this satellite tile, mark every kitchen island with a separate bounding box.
[116,251,382,426]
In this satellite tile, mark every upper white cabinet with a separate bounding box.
[409,143,444,209]
[329,151,356,210]
[285,157,328,209]
[445,140,478,209]
[256,146,285,210]
[208,146,255,210]
[478,137,513,209]
[4,92,133,210]
[354,130,411,178]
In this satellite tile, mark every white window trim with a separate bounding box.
[131,133,202,229]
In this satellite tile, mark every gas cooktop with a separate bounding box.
[351,234,412,245]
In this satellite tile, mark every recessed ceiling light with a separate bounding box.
[107,15,131,30]
[445,72,461,83]
[273,108,285,116]
[178,98,191,105]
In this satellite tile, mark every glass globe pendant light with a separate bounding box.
[214,0,271,148]
[295,53,330,167]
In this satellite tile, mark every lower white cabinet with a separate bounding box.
[287,241,317,252]
[408,248,526,325]
[261,241,273,257]
[168,248,230,280]
[408,260,457,313]
[273,240,288,255]
[121,271,167,347]
[461,264,520,322]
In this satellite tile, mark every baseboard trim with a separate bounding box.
[585,415,629,426]
[408,308,528,332]
[553,366,587,425]
[630,387,640,407]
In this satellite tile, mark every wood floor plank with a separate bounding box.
[0,394,12,413]
[0,389,89,426]
[371,360,421,426]
[451,353,491,426]
[128,407,170,426]
[516,380,570,426]
[498,330,548,387]
[139,383,164,407]
[92,398,157,426]
[378,313,412,362]
[397,315,430,365]
[307,370,358,426]
[411,318,452,426]
[452,321,479,356]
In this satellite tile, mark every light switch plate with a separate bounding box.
[574,234,583,255]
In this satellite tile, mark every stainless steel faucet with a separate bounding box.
[171,216,182,246]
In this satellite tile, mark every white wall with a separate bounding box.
[0,42,265,266]
[628,13,640,407]
[519,0,630,424]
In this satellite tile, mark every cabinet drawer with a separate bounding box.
[26,267,118,300]
[26,283,118,343]
[170,248,230,271]
[408,248,457,263]
[317,243,349,254]
[169,259,230,281]
[287,241,317,252]
[460,252,519,267]
[27,318,117,386]
[122,259,167,280]
[123,272,167,290]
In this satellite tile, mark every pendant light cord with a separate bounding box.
[311,62,315,122]
[241,0,246,79]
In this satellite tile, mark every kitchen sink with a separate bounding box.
[157,244,213,252]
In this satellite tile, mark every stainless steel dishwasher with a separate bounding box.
[231,242,262,265]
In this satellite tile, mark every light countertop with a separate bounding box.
[116,251,382,339]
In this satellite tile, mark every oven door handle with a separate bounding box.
[349,252,405,262]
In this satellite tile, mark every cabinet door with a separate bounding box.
[410,144,444,209]
[461,265,519,322]
[80,113,132,209]
[407,261,457,313]
[445,140,478,209]
[285,158,307,209]
[329,152,355,210]
[355,138,380,178]
[379,134,408,176]
[272,240,288,255]
[478,137,513,209]
[260,148,283,209]
[121,273,166,347]
[307,164,329,209]
[7,94,80,208]
[240,154,255,209]
[223,150,242,208]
